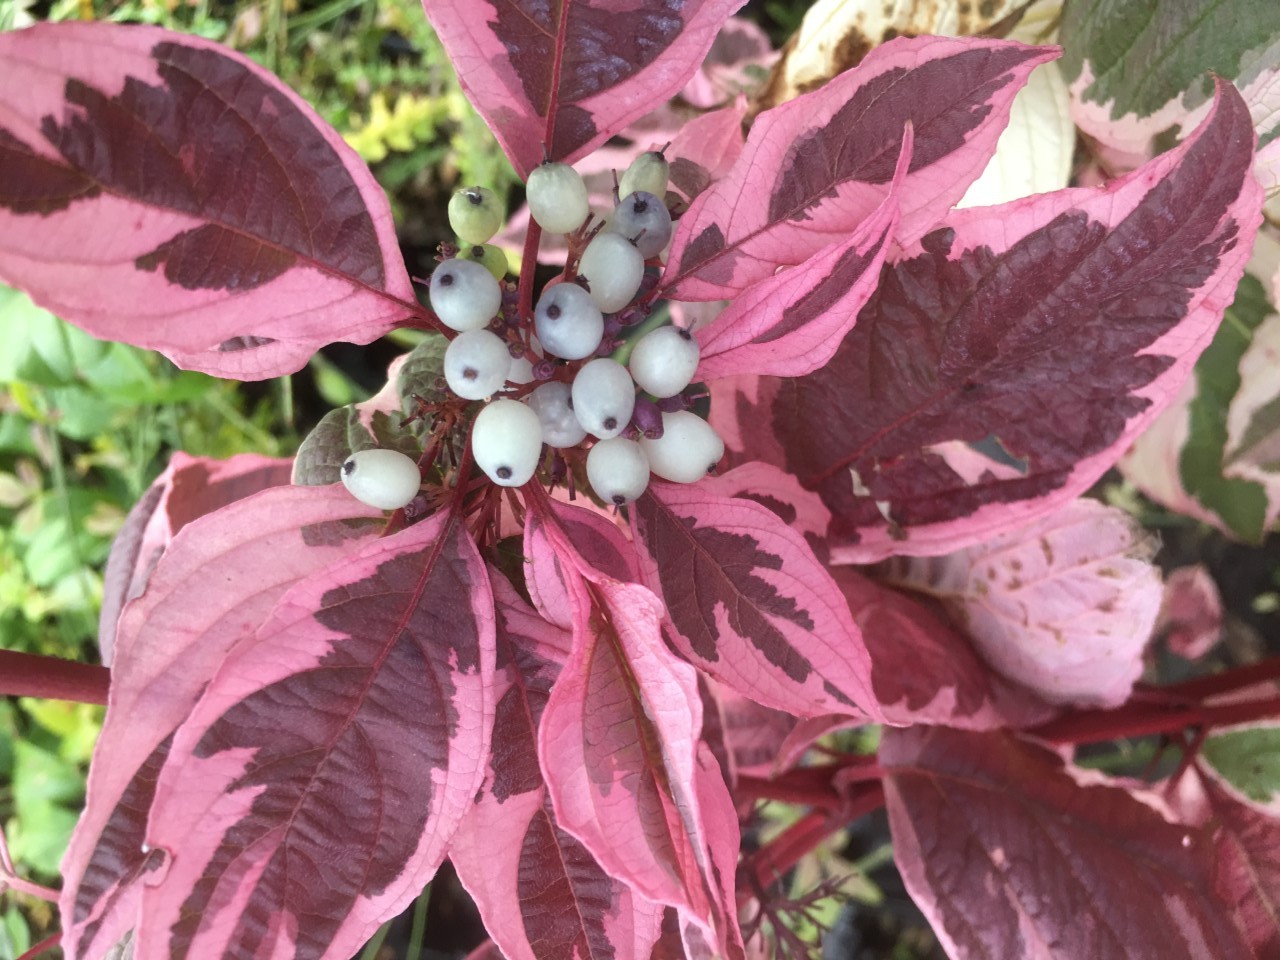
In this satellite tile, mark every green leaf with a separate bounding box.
[395,333,449,414]
[368,410,423,458]
[1180,274,1272,542]
[293,406,376,486]
[1202,723,1280,805]
[1061,0,1280,119]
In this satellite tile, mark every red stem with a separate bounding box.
[735,775,840,812]
[17,932,60,960]
[1156,657,1280,701]
[517,220,543,325]
[1031,694,1280,744]
[0,650,109,705]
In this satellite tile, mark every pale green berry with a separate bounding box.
[449,186,505,245]
[461,243,508,281]
[619,150,669,201]
[526,162,589,234]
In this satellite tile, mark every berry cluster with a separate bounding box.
[342,150,724,511]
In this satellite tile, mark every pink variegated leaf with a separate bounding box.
[740,80,1262,560]
[882,726,1255,960]
[529,511,717,924]
[703,681,797,779]
[421,0,745,178]
[699,461,832,562]
[884,499,1163,708]
[685,744,745,960]
[1204,775,1280,956]
[667,103,748,204]
[61,485,383,960]
[1155,565,1224,660]
[98,452,292,666]
[663,37,1056,300]
[630,483,878,720]
[451,574,662,960]
[136,509,495,960]
[695,124,909,379]
[0,22,418,380]
[680,16,775,110]
[832,567,1054,729]
[524,495,640,629]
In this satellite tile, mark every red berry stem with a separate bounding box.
[0,649,110,705]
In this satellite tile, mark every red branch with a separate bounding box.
[16,932,60,960]
[0,650,109,704]
[1030,693,1280,744]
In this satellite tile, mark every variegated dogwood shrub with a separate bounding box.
[1,4,1279,959]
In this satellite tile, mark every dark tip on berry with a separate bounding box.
[439,272,454,286]
[631,196,649,213]
[497,466,512,480]
[342,459,356,475]
[546,304,561,319]
[462,366,478,380]
[466,190,483,206]
[678,327,692,341]
[612,494,627,506]
[603,416,617,431]
[469,246,484,258]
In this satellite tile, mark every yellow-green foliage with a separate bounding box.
[344,91,443,164]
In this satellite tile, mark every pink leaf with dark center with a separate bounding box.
[0,23,417,380]
[832,567,1054,729]
[662,37,1056,300]
[450,573,664,960]
[538,572,715,920]
[699,461,832,563]
[60,486,383,960]
[695,124,909,379]
[136,509,495,960]
[97,452,293,666]
[883,499,1163,707]
[421,0,746,178]
[666,102,748,203]
[740,80,1262,560]
[525,496,641,629]
[630,483,878,720]
[882,726,1255,960]
[1205,776,1280,956]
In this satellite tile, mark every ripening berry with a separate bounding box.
[628,325,700,398]
[340,448,421,510]
[449,186,505,245]
[444,329,511,400]
[472,399,544,487]
[578,232,644,314]
[571,358,635,440]
[526,162,589,234]
[640,411,724,483]
[534,282,604,360]
[610,191,673,259]
[619,150,669,201]
[526,381,586,448]
[461,243,508,280]
[587,437,650,505]
[430,258,502,331]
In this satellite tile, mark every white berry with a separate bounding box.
[640,412,724,483]
[628,325,700,398]
[587,438,650,505]
[534,282,604,360]
[430,258,502,332]
[610,191,673,259]
[526,162,589,235]
[578,232,645,314]
[472,399,544,487]
[571,358,635,440]
[619,150,669,201]
[444,329,511,400]
[526,381,586,448]
[340,448,421,510]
